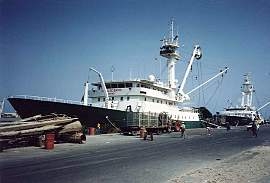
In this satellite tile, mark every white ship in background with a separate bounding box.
[217,74,270,126]
[8,19,228,132]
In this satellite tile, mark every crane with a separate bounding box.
[89,68,109,108]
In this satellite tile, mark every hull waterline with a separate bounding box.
[8,97,126,132]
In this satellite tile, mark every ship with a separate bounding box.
[8,20,228,133]
[216,74,269,126]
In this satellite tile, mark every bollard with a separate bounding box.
[88,127,95,135]
[45,133,55,150]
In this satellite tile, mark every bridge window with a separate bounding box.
[126,83,132,88]
[105,84,110,88]
[118,83,125,88]
[111,84,117,88]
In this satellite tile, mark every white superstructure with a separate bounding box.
[88,79,199,122]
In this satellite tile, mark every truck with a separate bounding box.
[120,111,175,135]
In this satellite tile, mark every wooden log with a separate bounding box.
[0,117,78,133]
[0,125,61,137]
[58,121,82,134]
[20,114,42,122]
[20,113,71,122]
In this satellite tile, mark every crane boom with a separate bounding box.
[257,101,270,111]
[90,67,109,108]
[177,45,202,96]
[186,67,229,95]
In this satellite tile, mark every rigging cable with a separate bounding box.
[254,89,261,108]
[200,61,205,106]
[205,77,224,107]
[196,61,200,105]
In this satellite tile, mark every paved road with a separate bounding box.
[1,126,270,183]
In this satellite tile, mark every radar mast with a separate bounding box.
[160,19,180,97]
[241,73,254,108]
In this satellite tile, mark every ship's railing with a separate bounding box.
[9,95,83,105]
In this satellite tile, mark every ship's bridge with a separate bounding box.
[160,43,180,60]
[89,80,178,108]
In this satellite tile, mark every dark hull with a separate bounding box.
[8,98,127,133]
[219,115,252,126]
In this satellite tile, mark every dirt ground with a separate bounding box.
[170,145,270,183]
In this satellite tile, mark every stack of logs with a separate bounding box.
[0,114,86,151]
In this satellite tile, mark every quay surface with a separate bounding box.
[1,126,270,183]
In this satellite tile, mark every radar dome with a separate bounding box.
[148,74,156,82]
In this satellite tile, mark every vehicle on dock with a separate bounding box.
[121,111,173,135]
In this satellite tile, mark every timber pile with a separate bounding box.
[0,114,86,151]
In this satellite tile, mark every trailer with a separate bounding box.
[121,111,175,135]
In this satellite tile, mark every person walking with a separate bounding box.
[143,128,148,140]
[226,122,231,131]
[180,122,186,139]
[96,123,101,135]
[251,121,258,137]
[206,126,212,135]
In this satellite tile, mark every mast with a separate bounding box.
[241,73,254,108]
[160,19,180,98]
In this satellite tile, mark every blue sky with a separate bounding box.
[1,0,270,116]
